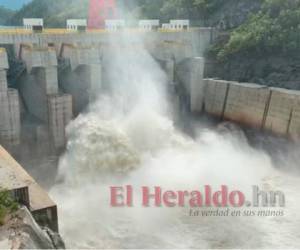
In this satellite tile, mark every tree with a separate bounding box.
[216,0,300,60]
[0,190,18,225]
[0,7,15,25]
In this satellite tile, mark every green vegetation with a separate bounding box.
[0,190,18,226]
[6,0,228,27]
[0,7,15,25]
[216,0,300,60]
[7,0,89,27]
[128,0,224,22]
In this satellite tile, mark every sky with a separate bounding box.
[0,0,31,10]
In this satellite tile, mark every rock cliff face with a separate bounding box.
[0,207,65,249]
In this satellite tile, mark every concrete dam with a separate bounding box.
[1,28,300,248]
[0,28,213,237]
[0,28,213,151]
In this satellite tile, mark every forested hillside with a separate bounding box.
[0,7,15,25]
[7,0,261,28]
[210,0,300,89]
[6,0,89,27]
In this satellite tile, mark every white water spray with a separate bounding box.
[51,31,300,249]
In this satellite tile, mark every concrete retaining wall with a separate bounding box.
[264,88,300,135]
[224,82,271,128]
[289,106,300,141]
[202,79,300,140]
[204,79,229,118]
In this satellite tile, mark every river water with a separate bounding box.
[50,33,300,249]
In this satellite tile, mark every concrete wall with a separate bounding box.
[147,28,214,61]
[289,106,300,141]
[21,47,57,72]
[87,64,102,99]
[176,57,205,113]
[60,45,102,115]
[202,79,300,140]
[0,49,21,147]
[62,45,102,70]
[0,28,214,63]
[0,90,21,145]
[35,66,59,94]
[0,70,8,92]
[0,49,9,69]
[20,47,59,122]
[204,79,230,118]
[19,47,73,150]
[60,64,101,115]
[264,88,300,136]
[224,82,271,128]
[48,94,73,149]
[156,58,175,83]
[19,67,58,122]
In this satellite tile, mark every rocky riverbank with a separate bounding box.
[0,207,64,249]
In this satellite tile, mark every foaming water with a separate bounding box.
[51,32,300,249]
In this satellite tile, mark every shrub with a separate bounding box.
[0,189,19,226]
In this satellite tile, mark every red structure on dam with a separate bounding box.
[88,0,117,29]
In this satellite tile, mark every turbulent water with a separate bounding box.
[50,32,300,249]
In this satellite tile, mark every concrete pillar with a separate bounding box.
[0,48,9,69]
[289,107,300,141]
[165,59,175,83]
[0,48,21,146]
[20,46,58,122]
[60,44,102,115]
[19,46,73,150]
[176,57,205,113]
[189,57,205,113]
[48,94,73,149]
[88,64,102,100]
[35,66,59,94]
[0,70,8,92]
[157,58,175,83]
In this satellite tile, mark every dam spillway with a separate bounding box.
[0,26,300,248]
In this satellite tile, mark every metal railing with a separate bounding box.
[0,27,198,35]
